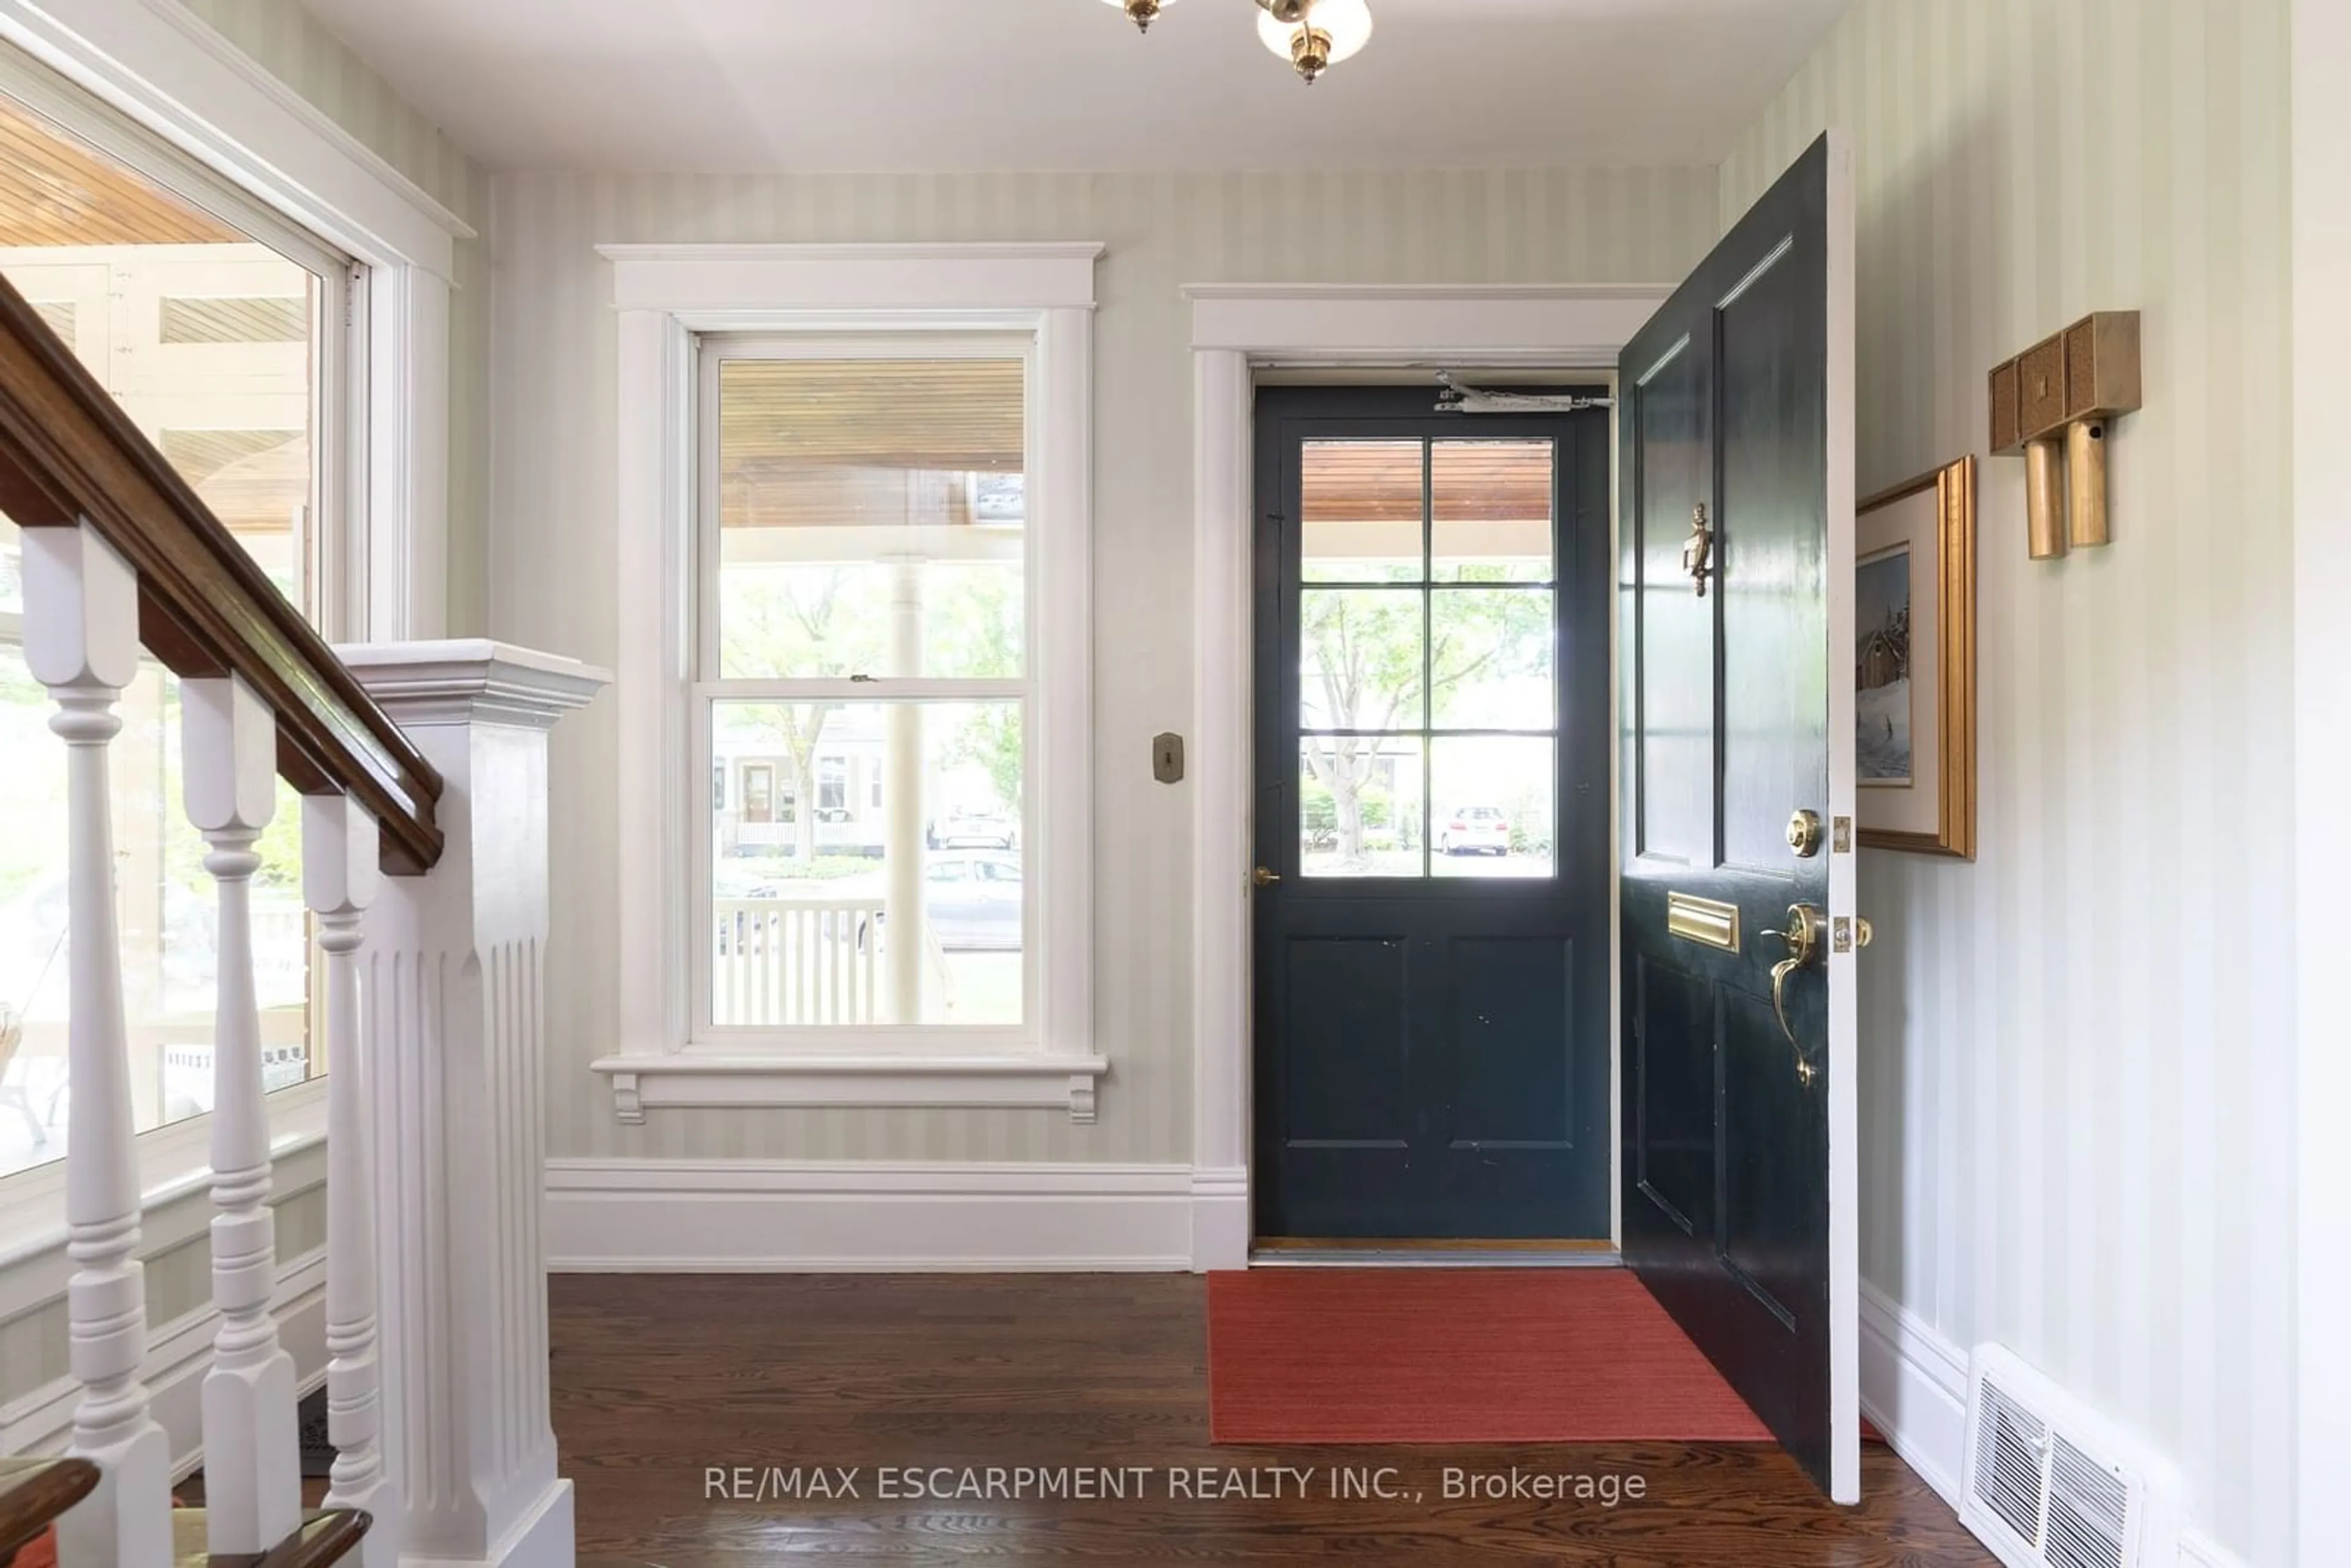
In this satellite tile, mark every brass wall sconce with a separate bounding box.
[1988,311,2141,559]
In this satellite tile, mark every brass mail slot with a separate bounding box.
[1666,892,1741,953]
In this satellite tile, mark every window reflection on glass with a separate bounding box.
[713,359,1025,681]
[1432,737,1555,879]
[1433,440,1554,582]
[1300,440,1422,582]
[709,700,1022,1029]
[0,89,330,1181]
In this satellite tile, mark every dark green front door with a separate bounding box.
[1250,387,1610,1241]
[1617,132,1860,1501]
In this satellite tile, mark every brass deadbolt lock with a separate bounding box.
[1786,809,1824,858]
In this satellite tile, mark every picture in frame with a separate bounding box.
[1855,456,1976,858]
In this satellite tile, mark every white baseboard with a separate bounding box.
[0,1246,328,1478]
[1858,1279,1970,1510]
[544,1159,1200,1272]
[1188,1165,1248,1272]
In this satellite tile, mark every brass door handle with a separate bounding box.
[1253,866,1281,887]
[1761,902,1826,1087]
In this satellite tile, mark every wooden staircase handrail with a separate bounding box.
[0,272,441,874]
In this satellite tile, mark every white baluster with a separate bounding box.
[304,795,401,1568]
[184,675,301,1555]
[22,522,172,1568]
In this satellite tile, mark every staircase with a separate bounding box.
[0,266,596,1568]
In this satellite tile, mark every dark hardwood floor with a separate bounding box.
[550,1273,1993,1566]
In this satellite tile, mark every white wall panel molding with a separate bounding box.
[546,1160,1196,1272]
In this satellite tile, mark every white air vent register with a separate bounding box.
[1962,1345,2183,1568]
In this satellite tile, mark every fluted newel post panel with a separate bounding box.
[184,675,302,1554]
[22,522,173,1568]
[339,641,606,1568]
[304,794,401,1567]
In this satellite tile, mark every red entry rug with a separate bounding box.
[1207,1267,1773,1444]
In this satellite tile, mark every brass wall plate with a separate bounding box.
[1666,891,1741,953]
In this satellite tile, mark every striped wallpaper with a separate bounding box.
[173,0,496,637]
[488,168,1720,1169]
[1724,1,2293,1559]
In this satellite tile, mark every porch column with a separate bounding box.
[338,640,607,1568]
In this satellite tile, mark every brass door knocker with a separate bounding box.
[1682,503,1714,597]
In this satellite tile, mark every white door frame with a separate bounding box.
[1183,283,1672,1270]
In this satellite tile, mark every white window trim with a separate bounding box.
[593,243,1106,1123]
[0,0,463,1214]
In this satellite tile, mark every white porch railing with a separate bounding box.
[711,898,882,1026]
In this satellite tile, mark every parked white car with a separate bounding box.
[1436,805,1511,857]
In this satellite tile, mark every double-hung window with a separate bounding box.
[696,340,1033,1036]
[602,244,1103,1120]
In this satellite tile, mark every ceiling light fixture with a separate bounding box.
[1101,0,1177,32]
[1104,0,1375,84]
[1254,0,1373,83]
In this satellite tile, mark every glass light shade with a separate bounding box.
[1257,0,1374,64]
[1101,0,1179,17]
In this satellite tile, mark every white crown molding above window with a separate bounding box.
[596,242,1103,1125]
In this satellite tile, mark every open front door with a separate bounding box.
[1617,131,1859,1501]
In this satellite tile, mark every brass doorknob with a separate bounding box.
[1761,903,1826,1087]
[1253,866,1281,887]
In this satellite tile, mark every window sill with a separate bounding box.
[588,1049,1108,1125]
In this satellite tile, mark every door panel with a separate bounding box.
[1630,335,1714,866]
[1443,936,1573,1147]
[1618,130,1858,1501]
[1254,388,1611,1242]
[1283,935,1412,1144]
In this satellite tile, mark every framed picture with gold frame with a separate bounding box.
[1854,456,1976,858]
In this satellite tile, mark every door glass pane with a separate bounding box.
[1300,439,1422,582]
[1300,587,1425,731]
[1433,440,1553,582]
[713,358,1026,680]
[1299,737,1423,879]
[1431,588,1556,730]
[1431,737,1554,879]
[710,699,1023,1028]
[0,93,325,612]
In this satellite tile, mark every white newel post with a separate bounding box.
[338,640,606,1568]
[184,676,302,1555]
[306,795,400,1568]
[21,523,173,1567]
